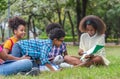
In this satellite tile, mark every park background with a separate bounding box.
[0,0,120,79]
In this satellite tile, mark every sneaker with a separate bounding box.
[59,62,73,68]
[25,67,40,76]
[17,72,26,75]
[89,65,95,69]
[39,64,60,72]
[53,55,64,65]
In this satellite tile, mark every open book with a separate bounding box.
[80,45,104,62]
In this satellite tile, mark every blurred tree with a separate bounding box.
[1,0,120,44]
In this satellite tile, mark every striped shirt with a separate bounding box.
[17,39,53,65]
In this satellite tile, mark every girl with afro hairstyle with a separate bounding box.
[64,15,110,67]
[3,16,26,54]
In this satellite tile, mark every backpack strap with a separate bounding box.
[9,39,14,52]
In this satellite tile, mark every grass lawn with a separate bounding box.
[0,46,120,79]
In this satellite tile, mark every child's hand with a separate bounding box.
[20,55,31,59]
[45,63,56,72]
[85,54,94,59]
[49,57,54,61]
[85,55,91,59]
[78,49,84,56]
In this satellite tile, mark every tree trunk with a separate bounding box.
[76,0,81,41]
[82,0,88,17]
[56,0,62,27]
[62,11,67,30]
[0,27,5,42]
[76,0,88,42]
[32,18,37,39]
[67,11,76,45]
[1,29,5,42]
[27,15,32,39]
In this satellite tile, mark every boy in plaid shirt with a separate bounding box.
[46,23,68,64]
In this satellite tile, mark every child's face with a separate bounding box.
[14,25,26,39]
[53,37,64,47]
[86,25,96,37]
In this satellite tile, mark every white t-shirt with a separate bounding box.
[79,33,110,65]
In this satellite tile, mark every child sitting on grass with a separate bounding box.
[64,15,110,67]
[46,23,68,65]
[0,45,32,76]
[3,16,26,54]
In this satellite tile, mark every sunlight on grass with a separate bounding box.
[1,46,120,79]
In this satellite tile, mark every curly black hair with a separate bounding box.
[8,16,26,32]
[79,15,106,35]
[46,23,62,35]
[49,28,65,40]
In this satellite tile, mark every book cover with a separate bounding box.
[80,45,104,62]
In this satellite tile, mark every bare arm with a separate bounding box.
[0,49,30,61]
[48,57,54,61]
[45,63,55,71]
[78,49,84,56]
[3,48,9,54]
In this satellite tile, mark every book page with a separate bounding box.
[86,45,104,55]
[80,45,104,62]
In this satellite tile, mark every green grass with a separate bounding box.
[1,46,120,79]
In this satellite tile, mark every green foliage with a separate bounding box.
[39,35,119,43]
[0,0,7,20]
[0,0,7,12]
[39,35,78,42]
[1,0,120,43]
[64,36,78,42]
[107,38,118,42]
[87,0,120,40]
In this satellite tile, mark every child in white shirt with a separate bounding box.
[64,15,110,67]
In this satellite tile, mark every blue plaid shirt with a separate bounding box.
[17,39,52,65]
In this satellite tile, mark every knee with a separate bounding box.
[91,56,104,65]
[64,55,70,61]
[20,59,33,69]
[25,59,33,66]
[93,56,102,61]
